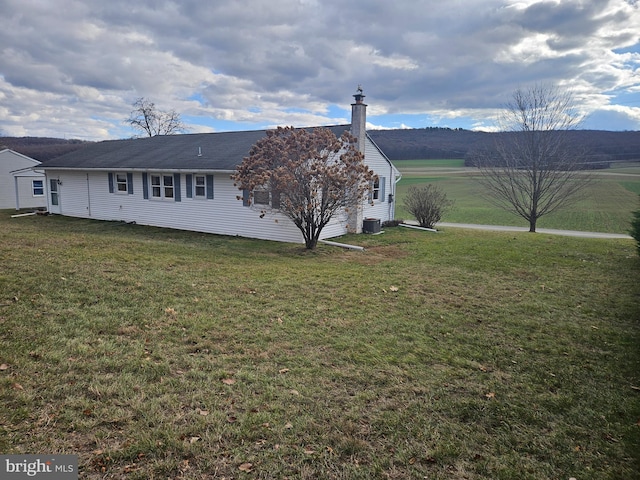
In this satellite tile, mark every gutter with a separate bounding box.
[40,167,237,174]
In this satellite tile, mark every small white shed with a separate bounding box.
[0,148,47,210]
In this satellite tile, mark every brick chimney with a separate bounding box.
[351,85,367,154]
[347,86,367,233]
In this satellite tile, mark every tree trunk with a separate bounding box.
[529,218,536,233]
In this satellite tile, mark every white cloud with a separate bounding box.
[0,0,639,140]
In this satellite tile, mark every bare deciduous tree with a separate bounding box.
[126,97,186,137]
[470,84,590,232]
[403,184,453,229]
[232,126,375,249]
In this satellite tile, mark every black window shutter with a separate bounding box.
[186,175,193,198]
[174,173,181,202]
[142,173,149,199]
[242,189,250,206]
[127,173,134,195]
[206,175,214,199]
[108,173,114,193]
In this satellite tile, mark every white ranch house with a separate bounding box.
[39,91,401,244]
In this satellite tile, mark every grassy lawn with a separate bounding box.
[394,161,640,234]
[1,212,638,479]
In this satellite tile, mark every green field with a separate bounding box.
[392,159,467,169]
[393,160,640,233]
[1,212,638,479]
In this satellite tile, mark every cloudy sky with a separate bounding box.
[1,0,639,140]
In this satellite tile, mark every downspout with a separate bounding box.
[44,173,50,212]
[392,167,402,220]
[14,176,20,210]
[86,173,92,217]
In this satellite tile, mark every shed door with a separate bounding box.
[49,178,61,214]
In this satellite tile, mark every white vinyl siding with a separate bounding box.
[40,138,399,244]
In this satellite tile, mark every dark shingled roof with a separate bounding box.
[41,126,351,171]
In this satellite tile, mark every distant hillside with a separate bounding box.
[0,137,91,162]
[368,128,640,165]
[2,129,639,165]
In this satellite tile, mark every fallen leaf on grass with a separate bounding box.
[631,385,640,391]
[0,363,9,371]
[284,422,293,429]
[389,286,399,292]
[222,378,236,385]
[238,462,253,472]
[289,389,300,396]
[164,307,177,316]
[279,368,290,374]
[12,383,23,390]
[303,448,315,455]
[189,437,201,444]
[197,409,209,416]
[484,392,496,399]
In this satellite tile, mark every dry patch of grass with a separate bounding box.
[1,213,639,479]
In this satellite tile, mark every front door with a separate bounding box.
[49,178,61,214]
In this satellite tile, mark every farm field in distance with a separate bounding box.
[392,159,640,234]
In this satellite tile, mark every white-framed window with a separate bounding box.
[32,180,44,196]
[194,175,206,198]
[369,176,386,203]
[108,172,133,195]
[253,187,270,206]
[151,174,174,199]
[242,187,280,209]
[116,173,128,193]
[372,177,380,201]
[186,174,213,200]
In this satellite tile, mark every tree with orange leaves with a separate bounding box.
[232,126,375,249]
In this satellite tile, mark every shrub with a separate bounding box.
[630,194,640,256]
[403,184,454,229]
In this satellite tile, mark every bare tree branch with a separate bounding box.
[126,97,186,137]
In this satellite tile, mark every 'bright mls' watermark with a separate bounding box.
[1,455,77,479]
